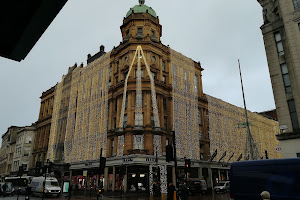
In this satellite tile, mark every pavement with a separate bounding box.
[1,192,230,200]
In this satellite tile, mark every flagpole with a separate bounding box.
[238,59,254,160]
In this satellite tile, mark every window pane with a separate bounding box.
[281,64,288,74]
[288,100,297,113]
[290,112,300,129]
[277,42,284,54]
[293,0,300,9]
[286,86,292,93]
[283,74,291,87]
[274,33,281,42]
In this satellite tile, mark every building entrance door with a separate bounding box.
[127,165,149,192]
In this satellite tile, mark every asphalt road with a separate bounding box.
[1,193,230,200]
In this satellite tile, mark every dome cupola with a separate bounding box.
[126,0,157,18]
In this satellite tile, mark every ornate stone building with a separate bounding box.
[0,126,22,180]
[258,0,300,158]
[31,85,55,169]
[207,95,282,162]
[47,0,212,195]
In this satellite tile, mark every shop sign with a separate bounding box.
[83,170,87,177]
[279,124,288,130]
[123,158,133,162]
[146,158,156,162]
[275,146,282,152]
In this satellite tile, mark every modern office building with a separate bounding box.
[258,0,300,157]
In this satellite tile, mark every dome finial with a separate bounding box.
[139,0,145,5]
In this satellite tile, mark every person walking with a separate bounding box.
[179,182,189,200]
[2,183,8,197]
[25,183,31,200]
[167,183,176,200]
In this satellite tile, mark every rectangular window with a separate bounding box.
[184,70,187,81]
[116,61,119,72]
[111,138,115,156]
[274,32,284,56]
[288,99,300,130]
[194,75,199,93]
[162,61,166,71]
[115,76,118,83]
[163,98,167,112]
[198,107,202,125]
[151,30,155,36]
[297,153,300,157]
[115,99,118,112]
[281,64,292,93]
[134,135,143,149]
[124,71,128,80]
[135,69,144,78]
[138,28,143,35]
[125,95,128,109]
[114,117,117,129]
[109,66,112,78]
[151,71,156,80]
[123,115,128,128]
[162,75,166,84]
[293,0,300,9]
[151,115,155,127]
[164,117,168,130]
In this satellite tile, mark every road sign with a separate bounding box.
[275,146,282,152]
[279,124,288,130]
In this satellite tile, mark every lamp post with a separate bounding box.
[42,159,50,200]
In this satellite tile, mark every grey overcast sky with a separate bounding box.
[0,0,275,138]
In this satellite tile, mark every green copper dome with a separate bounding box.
[126,4,157,18]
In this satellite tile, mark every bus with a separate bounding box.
[230,158,300,200]
[5,176,33,194]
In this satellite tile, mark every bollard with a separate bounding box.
[173,191,177,200]
[260,191,270,200]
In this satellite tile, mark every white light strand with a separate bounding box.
[159,165,167,194]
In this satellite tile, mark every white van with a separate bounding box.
[31,177,61,197]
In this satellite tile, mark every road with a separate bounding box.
[1,193,230,200]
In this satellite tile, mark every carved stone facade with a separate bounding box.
[258,0,300,158]
[31,85,55,168]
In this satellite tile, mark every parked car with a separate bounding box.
[214,181,230,193]
[31,177,61,197]
[0,182,15,196]
[186,179,208,195]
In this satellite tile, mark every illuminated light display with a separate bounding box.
[207,95,282,161]
[171,49,200,160]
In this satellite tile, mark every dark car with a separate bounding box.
[186,179,207,195]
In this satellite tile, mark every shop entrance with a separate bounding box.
[127,165,149,192]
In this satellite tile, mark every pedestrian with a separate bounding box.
[179,182,189,200]
[25,183,31,200]
[261,191,270,200]
[2,183,7,197]
[167,183,176,200]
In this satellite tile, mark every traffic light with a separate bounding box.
[35,161,42,175]
[18,166,24,176]
[184,159,191,173]
[99,157,106,174]
[166,145,174,162]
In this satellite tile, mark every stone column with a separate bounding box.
[104,167,109,191]
[218,169,221,182]
[172,167,176,185]
[198,166,203,179]
[123,173,128,193]
[208,167,213,189]
[112,167,116,191]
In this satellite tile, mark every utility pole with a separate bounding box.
[172,131,179,189]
